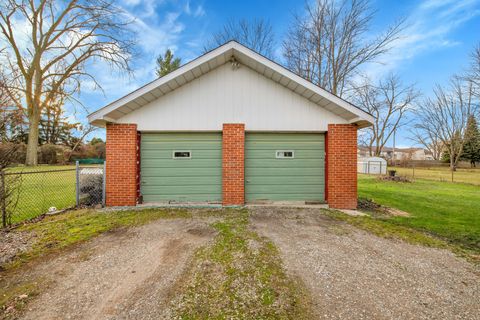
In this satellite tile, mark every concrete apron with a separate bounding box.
[105,201,330,211]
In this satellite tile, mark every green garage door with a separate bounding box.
[245,133,325,202]
[141,133,222,203]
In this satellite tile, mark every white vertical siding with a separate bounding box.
[118,63,348,131]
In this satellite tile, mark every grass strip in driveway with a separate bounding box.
[171,210,313,319]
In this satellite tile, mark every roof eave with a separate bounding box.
[88,40,375,128]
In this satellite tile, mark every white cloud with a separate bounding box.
[184,0,206,17]
[194,5,206,17]
[362,0,480,80]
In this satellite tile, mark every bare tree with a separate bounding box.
[410,129,443,160]
[204,18,275,58]
[353,74,419,156]
[0,79,21,227]
[467,43,480,95]
[414,78,479,171]
[0,0,135,166]
[283,0,404,97]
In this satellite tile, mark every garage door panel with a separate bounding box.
[142,185,221,194]
[142,159,221,168]
[142,194,221,202]
[247,167,324,176]
[141,167,220,177]
[247,184,324,193]
[246,142,324,150]
[141,133,221,203]
[142,176,221,186]
[246,133,322,140]
[247,193,324,201]
[246,133,325,202]
[142,133,221,141]
[141,149,222,159]
[142,142,220,150]
[246,149,324,159]
[246,175,324,185]
[246,159,324,168]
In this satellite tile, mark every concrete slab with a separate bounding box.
[338,209,368,217]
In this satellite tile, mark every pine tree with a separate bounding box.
[155,49,181,77]
[39,102,79,146]
[461,115,480,167]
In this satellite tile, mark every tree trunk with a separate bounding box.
[450,162,456,172]
[25,113,40,166]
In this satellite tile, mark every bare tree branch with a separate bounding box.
[0,0,136,165]
[413,77,479,170]
[353,73,419,156]
[283,0,405,97]
[204,18,275,58]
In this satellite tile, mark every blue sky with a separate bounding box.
[76,0,480,147]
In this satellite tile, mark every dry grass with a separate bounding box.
[392,166,480,185]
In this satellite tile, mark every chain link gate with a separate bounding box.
[76,161,106,207]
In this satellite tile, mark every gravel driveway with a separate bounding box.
[13,208,480,319]
[20,217,216,320]
[250,207,480,320]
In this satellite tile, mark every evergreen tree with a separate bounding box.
[461,115,480,167]
[39,102,79,146]
[155,49,181,77]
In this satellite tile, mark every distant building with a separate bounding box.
[358,146,435,161]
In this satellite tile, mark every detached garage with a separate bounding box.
[88,41,374,209]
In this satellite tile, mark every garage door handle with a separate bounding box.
[246,180,250,183]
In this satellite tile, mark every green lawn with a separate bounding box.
[392,166,480,185]
[358,175,480,251]
[6,165,77,224]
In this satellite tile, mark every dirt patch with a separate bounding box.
[358,198,410,217]
[10,216,218,320]
[387,207,410,217]
[0,230,37,268]
[378,175,412,182]
[250,207,480,320]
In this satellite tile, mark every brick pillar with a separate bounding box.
[222,124,245,206]
[327,124,357,209]
[106,123,138,206]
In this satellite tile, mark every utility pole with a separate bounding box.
[392,129,396,166]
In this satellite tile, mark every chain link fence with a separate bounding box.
[1,162,105,227]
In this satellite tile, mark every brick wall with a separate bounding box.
[105,123,138,206]
[327,124,358,209]
[222,124,245,205]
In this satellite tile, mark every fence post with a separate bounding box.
[75,161,80,207]
[102,161,106,207]
[1,170,6,228]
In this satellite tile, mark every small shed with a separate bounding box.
[358,157,387,175]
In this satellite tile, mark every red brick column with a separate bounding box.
[105,123,138,206]
[222,124,245,206]
[327,124,358,209]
